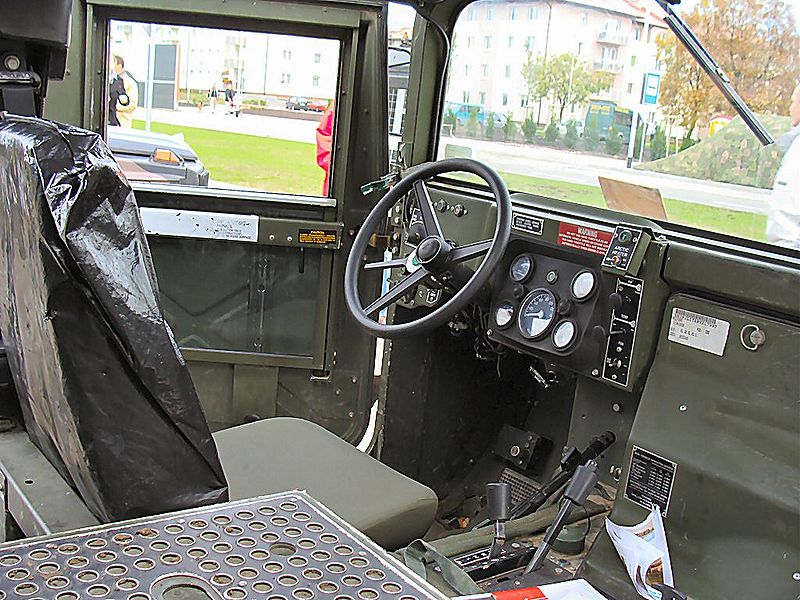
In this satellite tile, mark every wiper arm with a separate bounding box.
[654,0,774,145]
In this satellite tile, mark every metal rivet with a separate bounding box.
[269,234,275,241]
[793,571,800,581]
[591,369,600,377]
[679,404,687,412]
[287,236,293,242]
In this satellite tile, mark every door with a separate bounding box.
[46,0,390,442]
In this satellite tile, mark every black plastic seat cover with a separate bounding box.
[0,114,228,521]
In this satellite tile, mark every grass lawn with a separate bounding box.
[134,119,766,242]
[133,120,324,196]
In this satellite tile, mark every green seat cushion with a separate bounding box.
[213,417,438,549]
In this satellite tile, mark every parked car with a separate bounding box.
[286,96,310,110]
[558,119,585,136]
[107,126,210,186]
[445,102,507,128]
[308,99,328,112]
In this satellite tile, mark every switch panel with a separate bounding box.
[603,275,643,387]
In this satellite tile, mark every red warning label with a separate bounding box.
[557,222,613,255]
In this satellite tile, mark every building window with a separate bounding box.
[634,27,642,41]
[504,65,511,77]
[487,7,494,20]
[526,36,535,50]
[281,73,291,84]
[631,55,637,67]
[510,7,518,20]
[468,7,478,21]
[627,82,633,94]
[283,50,292,60]
[520,95,528,107]
[508,35,514,48]
[502,93,508,106]
[484,36,492,49]
[479,91,486,105]
[581,12,588,26]
[577,42,583,56]
[462,91,470,103]
[529,6,539,19]
[314,53,321,63]
[465,64,471,76]
[312,75,320,87]
[481,64,489,77]
[467,36,473,48]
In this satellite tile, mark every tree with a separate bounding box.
[485,112,496,139]
[522,48,612,123]
[584,119,600,151]
[522,115,537,142]
[605,126,623,155]
[658,0,799,138]
[564,120,579,149]
[650,126,667,160]
[544,120,559,143]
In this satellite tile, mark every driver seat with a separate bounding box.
[0,115,436,550]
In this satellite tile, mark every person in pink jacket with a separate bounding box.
[316,101,335,195]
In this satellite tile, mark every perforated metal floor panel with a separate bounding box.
[0,491,445,600]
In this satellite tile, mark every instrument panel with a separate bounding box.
[486,212,655,391]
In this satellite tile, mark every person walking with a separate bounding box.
[766,83,800,249]
[208,84,219,114]
[110,55,138,128]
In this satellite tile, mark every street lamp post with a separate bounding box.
[536,0,553,126]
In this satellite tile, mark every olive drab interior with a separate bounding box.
[0,1,797,599]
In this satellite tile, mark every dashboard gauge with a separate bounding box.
[509,254,534,283]
[552,320,577,350]
[571,270,597,301]
[518,289,557,339]
[494,302,515,329]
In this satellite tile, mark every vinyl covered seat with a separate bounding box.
[214,417,438,549]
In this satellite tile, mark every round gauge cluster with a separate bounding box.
[497,255,601,352]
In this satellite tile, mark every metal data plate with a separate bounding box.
[0,491,445,600]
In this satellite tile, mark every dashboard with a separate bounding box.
[397,189,667,392]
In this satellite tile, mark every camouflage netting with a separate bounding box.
[636,114,793,189]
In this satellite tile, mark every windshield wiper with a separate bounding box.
[654,0,774,145]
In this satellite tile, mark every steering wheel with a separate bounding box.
[344,158,512,338]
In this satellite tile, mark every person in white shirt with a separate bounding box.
[766,83,800,249]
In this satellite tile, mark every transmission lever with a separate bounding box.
[486,482,511,558]
[524,460,599,574]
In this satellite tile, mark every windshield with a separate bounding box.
[436,0,800,250]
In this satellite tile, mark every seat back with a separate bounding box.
[0,114,228,522]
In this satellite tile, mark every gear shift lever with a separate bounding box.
[486,482,511,558]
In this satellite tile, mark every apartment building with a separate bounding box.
[445,0,667,123]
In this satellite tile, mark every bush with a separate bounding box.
[679,135,699,152]
[485,112,496,139]
[605,126,623,155]
[522,115,537,143]
[503,113,517,141]
[443,109,457,134]
[466,108,480,137]
[650,126,667,160]
[584,119,600,151]
[544,120,559,143]
[564,120,579,149]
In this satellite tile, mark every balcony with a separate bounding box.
[593,60,624,73]
[597,31,628,45]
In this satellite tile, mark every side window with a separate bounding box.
[388,3,415,165]
[107,21,340,197]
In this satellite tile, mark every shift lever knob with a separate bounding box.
[486,482,511,522]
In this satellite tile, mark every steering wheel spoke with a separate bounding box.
[449,239,492,263]
[364,267,428,317]
[363,257,407,271]
[413,180,444,239]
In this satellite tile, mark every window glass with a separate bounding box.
[388,2,415,165]
[107,21,340,197]
[439,0,800,249]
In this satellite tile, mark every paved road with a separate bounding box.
[445,137,771,215]
[137,107,771,215]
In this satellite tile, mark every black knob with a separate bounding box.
[592,325,608,343]
[608,293,623,311]
[486,482,511,522]
[512,283,526,300]
[407,231,422,245]
[557,298,573,315]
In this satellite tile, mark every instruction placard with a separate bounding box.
[298,228,338,246]
[624,446,677,517]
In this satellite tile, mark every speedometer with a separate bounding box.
[509,254,534,283]
[518,289,557,340]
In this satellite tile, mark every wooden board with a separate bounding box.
[598,176,668,221]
